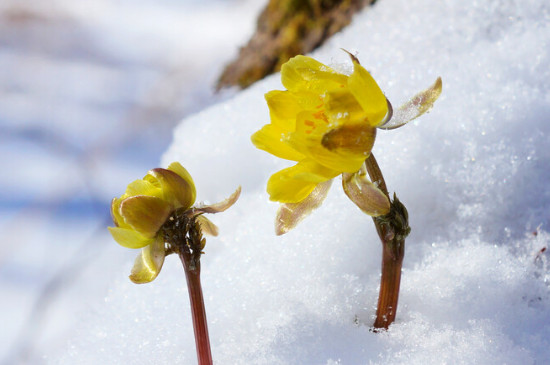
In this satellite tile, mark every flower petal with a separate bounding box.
[281,55,348,93]
[124,179,162,199]
[251,124,305,161]
[108,226,154,249]
[289,109,377,173]
[289,126,374,174]
[167,162,196,194]
[194,186,241,214]
[379,77,442,130]
[342,170,390,216]
[275,179,332,235]
[324,89,367,125]
[196,215,219,236]
[265,90,302,132]
[347,61,388,127]
[293,109,331,138]
[129,235,166,284]
[267,160,338,203]
[110,197,124,228]
[119,195,172,238]
[149,166,196,209]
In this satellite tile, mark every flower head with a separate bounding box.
[252,52,442,234]
[109,162,240,283]
[252,54,390,203]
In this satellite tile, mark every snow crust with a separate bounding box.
[53,0,550,363]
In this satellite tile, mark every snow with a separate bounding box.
[3,0,550,363]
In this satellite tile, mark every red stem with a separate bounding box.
[365,154,406,330]
[372,227,404,329]
[179,252,213,365]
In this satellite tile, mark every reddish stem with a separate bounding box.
[372,223,404,329]
[365,154,407,330]
[179,252,213,365]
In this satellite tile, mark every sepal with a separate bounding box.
[196,215,219,237]
[193,186,241,214]
[275,179,332,235]
[342,167,390,216]
[379,77,442,130]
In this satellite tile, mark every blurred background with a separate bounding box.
[0,0,265,363]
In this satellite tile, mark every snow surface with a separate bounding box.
[49,0,550,363]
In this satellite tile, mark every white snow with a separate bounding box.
[15,0,550,363]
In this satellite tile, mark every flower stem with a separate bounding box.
[179,251,213,365]
[372,229,404,329]
[365,153,409,330]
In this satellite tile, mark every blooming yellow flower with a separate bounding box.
[252,54,390,204]
[252,53,442,234]
[109,162,240,283]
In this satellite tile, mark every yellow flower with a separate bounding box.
[252,54,390,203]
[109,162,240,283]
[252,53,442,234]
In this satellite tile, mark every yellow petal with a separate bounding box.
[287,110,330,157]
[348,62,388,127]
[342,170,390,216]
[129,236,166,284]
[167,162,197,196]
[124,179,162,199]
[293,110,331,138]
[150,166,196,209]
[265,90,302,132]
[108,226,154,249]
[119,195,172,238]
[275,179,332,235]
[288,127,373,175]
[293,91,329,116]
[265,91,322,129]
[324,89,367,125]
[267,160,338,203]
[194,186,241,214]
[196,215,219,237]
[251,124,305,161]
[113,179,164,229]
[110,197,124,228]
[380,77,442,130]
[281,55,347,93]
[289,110,376,173]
